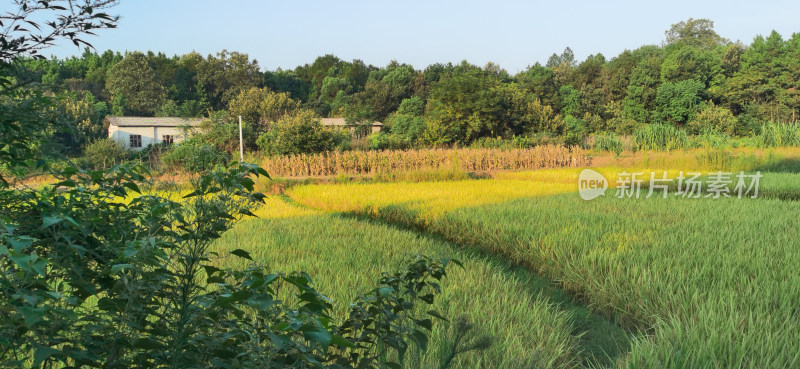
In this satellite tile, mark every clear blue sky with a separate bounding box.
[40,0,800,73]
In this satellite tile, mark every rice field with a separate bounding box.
[211,198,629,369]
[213,147,800,368]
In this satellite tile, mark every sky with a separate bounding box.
[31,0,800,73]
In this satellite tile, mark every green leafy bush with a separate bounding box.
[687,102,736,135]
[468,136,537,149]
[368,132,411,150]
[83,138,130,169]
[592,132,624,155]
[561,115,587,147]
[257,110,349,155]
[0,161,453,368]
[162,139,230,172]
[632,123,690,151]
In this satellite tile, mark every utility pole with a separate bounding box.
[238,115,244,162]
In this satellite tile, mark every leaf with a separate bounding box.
[123,181,141,194]
[33,345,57,367]
[206,276,225,284]
[21,306,45,326]
[110,264,133,275]
[229,249,253,261]
[414,318,433,331]
[256,167,271,178]
[302,327,332,347]
[42,216,62,228]
[203,265,221,276]
[331,334,357,349]
[31,258,47,277]
[378,286,394,298]
[410,329,429,351]
[9,254,34,272]
[427,310,449,322]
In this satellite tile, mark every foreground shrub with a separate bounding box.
[162,139,230,172]
[0,162,453,368]
[83,138,129,169]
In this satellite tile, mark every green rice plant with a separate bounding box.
[212,198,631,368]
[632,124,689,151]
[288,169,800,368]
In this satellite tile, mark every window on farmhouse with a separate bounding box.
[162,135,174,146]
[129,134,142,148]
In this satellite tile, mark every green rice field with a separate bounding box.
[211,149,800,368]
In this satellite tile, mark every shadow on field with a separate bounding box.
[753,158,800,173]
[336,208,635,368]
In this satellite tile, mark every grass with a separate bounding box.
[210,197,631,369]
[283,157,800,368]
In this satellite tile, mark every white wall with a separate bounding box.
[109,126,194,150]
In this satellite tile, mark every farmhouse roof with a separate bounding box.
[321,117,382,127]
[106,116,204,127]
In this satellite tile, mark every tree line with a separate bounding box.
[14,18,800,157]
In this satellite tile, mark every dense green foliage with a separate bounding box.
[14,18,800,160]
[256,110,350,155]
[83,138,129,169]
[161,138,229,172]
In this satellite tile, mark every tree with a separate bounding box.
[654,79,705,125]
[660,44,722,86]
[622,60,661,124]
[105,52,167,116]
[196,50,263,109]
[227,87,300,131]
[665,18,728,49]
[0,0,119,62]
[388,96,426,142]
[687,101,736,134]
[0,0,120,185]
[423,68,505,144]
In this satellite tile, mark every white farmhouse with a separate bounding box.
[320,118,383,139]
[107,117,204,150]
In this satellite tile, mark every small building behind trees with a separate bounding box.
[107,117,203,150]
[321,118,382,138]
